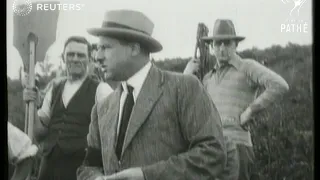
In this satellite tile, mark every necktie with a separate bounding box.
[116,85,134,159]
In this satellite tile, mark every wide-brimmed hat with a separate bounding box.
[202,19,245,42]
[87,9,162,53]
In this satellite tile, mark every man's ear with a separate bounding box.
[234,40,239,48]
[61,53,65,63]
[89,56,94,63]
[130,43,141,56]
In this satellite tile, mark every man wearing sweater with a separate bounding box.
[184,19,289,180]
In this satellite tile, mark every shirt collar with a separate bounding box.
[121,61,152,99]
[214,54,242,71]
[66,74,87,85]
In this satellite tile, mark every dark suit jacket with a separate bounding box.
[77,64,227,180]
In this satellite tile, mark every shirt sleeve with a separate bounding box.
[242,59,289,113]
[95,82,114,104]
[8,122,38,165]
[7,46,24,80]
[37,85,53,126]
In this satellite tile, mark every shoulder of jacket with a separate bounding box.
[96,91,115,113]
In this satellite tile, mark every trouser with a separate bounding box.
[216,137,240,180]
[37,145,86,180]
[236,144,260,180]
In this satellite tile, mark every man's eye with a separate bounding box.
[67,52,75,57]
[98,45,111,50]
[97,45,105,50]
[66,52,86,58]
[78,54,86,58]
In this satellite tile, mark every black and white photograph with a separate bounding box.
[7,0,313,180]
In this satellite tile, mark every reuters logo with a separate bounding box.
[12,0,32,16]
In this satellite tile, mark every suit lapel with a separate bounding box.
[122,65,164,153]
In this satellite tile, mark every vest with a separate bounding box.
[41,76,99,155]
[205,66,256,147]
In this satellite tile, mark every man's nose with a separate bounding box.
[96,50,106,64]
[96,58,105,65]
[219,43,226,50]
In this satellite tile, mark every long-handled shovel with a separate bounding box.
[24,32,38,180]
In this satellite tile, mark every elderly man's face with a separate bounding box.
[210,39,237,63]
[96,36,133,81]
[63,42,89,80]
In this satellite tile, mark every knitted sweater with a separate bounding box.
[203,55,289,146]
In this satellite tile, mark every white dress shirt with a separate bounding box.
[117,61,152,136]
[38,76,113,119]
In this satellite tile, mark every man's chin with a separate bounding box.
[103,72,116,81]
[105,72,128,82]
[217,57,230,62]
[69,73,86,80]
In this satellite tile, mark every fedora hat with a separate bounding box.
[87,9,162,53]
[202,19,245,42]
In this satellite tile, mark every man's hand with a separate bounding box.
[21,73,29,88]
[104,167,144,180]
[183,58,200,75]
[22,72,39,103]
[240,108,253,130]
[23,85,40,105]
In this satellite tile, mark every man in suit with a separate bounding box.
[77,9,227,180]
[22,36,113,180]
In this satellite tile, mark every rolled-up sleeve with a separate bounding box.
[37,85,52,126]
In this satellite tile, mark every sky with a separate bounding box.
[7,0,313,77]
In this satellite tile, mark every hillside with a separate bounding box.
[7,42,313,179]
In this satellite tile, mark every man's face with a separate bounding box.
[210,39,237,63]
[63,42,89,80]
[96,36,133,81]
